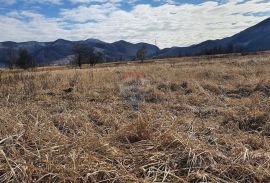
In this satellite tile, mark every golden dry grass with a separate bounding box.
[1,53,270,182]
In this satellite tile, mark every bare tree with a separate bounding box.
[86,47,103,79]
[16,48,35,69]
[71,43,103,71]
[72,43,88,69]
[136,45,147,63]
[88,47,97,67]
[6,48,17,69]
[88,47,102,68]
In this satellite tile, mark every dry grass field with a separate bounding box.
[1,53,270,182]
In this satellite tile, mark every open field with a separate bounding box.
[1,53,270,182]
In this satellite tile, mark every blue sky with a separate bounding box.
[0,0,270,48]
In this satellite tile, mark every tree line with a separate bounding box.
[198,44,248,56]
[175,44,249,58]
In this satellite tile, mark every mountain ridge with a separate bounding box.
[0,17,270,66]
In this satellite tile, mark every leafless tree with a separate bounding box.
[137,45,147,63]
[72,43,88,69]
[72,43,103,72]
[88,47,102,68]
[16,48,35,69]
[6,48,17,69]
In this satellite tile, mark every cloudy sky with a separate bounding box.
[0,0,269,48]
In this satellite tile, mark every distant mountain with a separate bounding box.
[0,39,159,66]
[158,17,270,57]
[0,17,270,67]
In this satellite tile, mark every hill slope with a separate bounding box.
[158,17,270,57]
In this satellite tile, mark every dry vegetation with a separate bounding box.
[1,53,270,182]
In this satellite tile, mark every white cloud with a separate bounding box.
[68,0,135,4]
[24,0,62,4]
[0,0,16,5]
[0,0,63,5]
[0,0,270,48]
[61,3,119,22]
